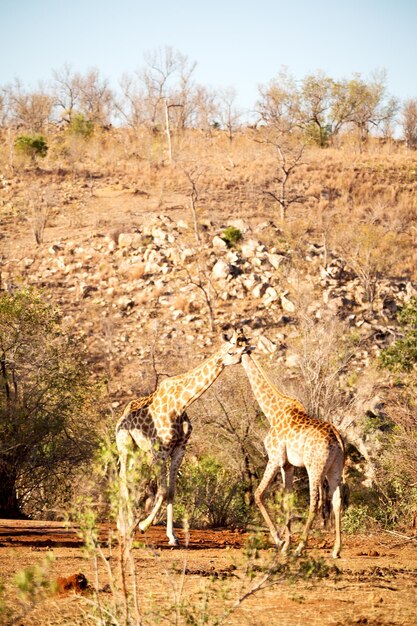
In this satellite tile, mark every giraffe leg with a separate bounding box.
[165,444,187,546]
[138,458,168,533]
[327,462,344,559]
[255,457,284,548]
[295,473,320,556]
[281,465,294,554]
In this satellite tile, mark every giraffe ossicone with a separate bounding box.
[241,352,345,559]
[116,329,250,545]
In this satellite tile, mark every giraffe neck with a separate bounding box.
[155,346,229,415]
[242,353,299,423]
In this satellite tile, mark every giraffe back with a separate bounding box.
[116,392,192,451]
[269,402,344,471]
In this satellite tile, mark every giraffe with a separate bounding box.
[116,330,249,546]
[241,352,345,559]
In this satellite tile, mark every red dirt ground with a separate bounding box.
[1,520,417,625]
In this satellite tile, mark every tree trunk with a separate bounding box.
[0,467,25,518]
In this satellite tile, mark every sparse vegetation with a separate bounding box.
[175,455,251,528]
[14,134,48,161]
[221,225,243,247]
[1,53,417,625]
[0,288,101,518]
[379,297,417,372]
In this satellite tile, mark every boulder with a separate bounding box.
[212,259,231,280]
[212,235,228,250]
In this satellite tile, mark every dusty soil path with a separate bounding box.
[1,520,417,625]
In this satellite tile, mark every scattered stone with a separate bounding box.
[212,259,231,280]
[212,235,228,250]
[257,335,277,354]
[281,294,295,312]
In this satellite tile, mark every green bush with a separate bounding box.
[342,504,369,534]
[221,226,243,247]
[68,113,94,138]
[379,297,417,372]
[175,455,250,528]
[14,134,48,161]
[0,287,100,518]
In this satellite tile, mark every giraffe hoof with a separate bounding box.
[294,544,304,557]
[168,538,180,547]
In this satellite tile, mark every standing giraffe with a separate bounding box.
[116,330,249,545]
[241,352,345,559]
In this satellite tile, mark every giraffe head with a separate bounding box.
[220,328,251,366]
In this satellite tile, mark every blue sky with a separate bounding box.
[1,0,416,112]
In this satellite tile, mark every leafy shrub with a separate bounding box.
[68,113,94,138]
[221,226,243,247]
[376,440,417,529]
[14,134,48,161]
[0,287,100,518]
[379,297,417,372]
[175,455,250,528]
[342,504,369,534]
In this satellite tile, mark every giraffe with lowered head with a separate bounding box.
[116,330,249,545]
[241,351,345,559]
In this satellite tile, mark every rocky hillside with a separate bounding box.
[2,136,417,485]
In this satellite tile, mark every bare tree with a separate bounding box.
[191,85,218,133]
[293,316,355,421]
[217,86,242,145]
[194,371,266,506]
[52,64,82,124]
[177,168,217,329]
[183,168,202,243]
[0,91,8,127]
[333,223,398,307]
[257,127,306,222]
[25,184,56,245]
[77,68,114,126]
[140,47,195,129]
[116,73,146,129]
[3,79,53,132]
[52,65,113,126]
[257,67,300,131]
[401,98,417,149]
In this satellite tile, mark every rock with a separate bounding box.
[263,287,279,306]
[212,235,228,250]
[212,259,231,280]
[81,285,98,298]
[252,283,267,298]
[227,218,250,233]
[281,294,295,312]
[117,296,135,311]
[226,250,241,264]
[241,240,259,259]
[257,335,277,354]
[267,253,285,270]
[286,353,299,368]
[118,232,142,248]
